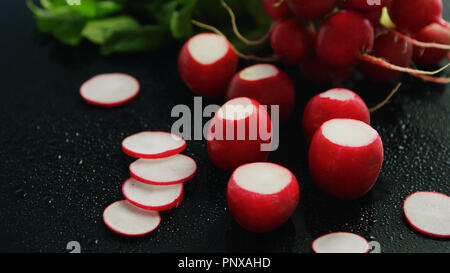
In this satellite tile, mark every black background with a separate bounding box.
[0,1,448,253]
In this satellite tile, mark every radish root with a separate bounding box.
[220,0,272,46]
[385,27,450,50]
[369,82,402,112]
[191,19,278,62]
[410,73,450,84]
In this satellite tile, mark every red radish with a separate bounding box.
[80,73,140,107]
[227,162,299,232]
[302,89,370,142]
[287,0,339,20]
[270,18,313,64]
[130,154,197,185]
[102,200,161,237]
[309,119,383,200]
[225,64,296,122]
[122,131,186,159]
[207,97,272,171]
[178,33,238,98]
[312,232,370,253]
[299,55,354,85]
[390,0,446,33]
[262,0,292,20]
[346,0,391,12]
[122,178,183,211]
[403,191,450,238]
[360,32,413,82]
[413,23,450,66]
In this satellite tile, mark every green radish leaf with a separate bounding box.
[81,15,140,44]
[170,0,198,39]
[68,0,124,19]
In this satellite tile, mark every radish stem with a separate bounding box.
[411,73,450,84]
[385,27,450,50]
[369,82,402,112]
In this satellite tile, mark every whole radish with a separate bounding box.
[226,64,296,122]
[413,23,450,66]
[287,0,339,20]
[270,18,313,64]
[346,0,391,12]
[299,55,354,86]
[262,0,292,21]
[390,0,446,33]
[178,33,238,98]
[360,32,413,82]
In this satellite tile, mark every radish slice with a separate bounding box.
[130,154,197,185]
[122,178,184,211]
[312,232,370,253]
[102,200,161,237]
[80,73,140,107]
[122,131,186,159]
[403,191,450,238]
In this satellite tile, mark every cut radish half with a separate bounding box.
[102,200,161,237]
[80,73,140,107]
[122,178,184,211]
[122,131,186,159]
[130,154,197,185]
[403,191,450,238]
[312,232,370,253]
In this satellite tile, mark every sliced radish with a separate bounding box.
[80,73,140,107]
[403,191,450,238]
[122,178,184,211]
[129,154,197,185]
[102,200,161,237]
[312,232,370,253]
[122,131,186,159]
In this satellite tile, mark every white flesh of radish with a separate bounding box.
[322,119,377,147]
[240,64,278,81]
[130,154,196,184]
[80,73,139,105]
[122,131,185,158]
[123,178,183,208]
[188,34,228,65]
[103,200,160,236]
[234,163,291,194]
[404,192,450,237]
[218,97,255,120]
[320,89,355,101]
[312,232,369,253]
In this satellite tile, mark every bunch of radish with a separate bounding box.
[103,131,197,236]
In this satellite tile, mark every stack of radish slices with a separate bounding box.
[103,131,197,237]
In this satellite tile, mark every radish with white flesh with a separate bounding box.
[312,232,370,253]
[225,64,296,122]
[122,178,183,211]
[262,0,292,21]
[413,23,450,66]
[80,73,140,107]
[403,191,450,238]
[270,18,313,64]
[309,119,383,200]
[302,89,370,142]
[103,200,161,237]
[287,0,339,20]
[178,33,238,98]
[227,162,299,233]
[207,97,272,171]
[130,154,197,185]
[122,131,186,159]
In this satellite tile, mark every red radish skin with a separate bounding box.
[390,0,445,33]
[225,64,296,122]
[270,18,313,64]
[309,119,383,200]
[287,0,339,20]
[80,73,140,107]
[122,178,184,211]
[227,162,299,233]
[262,0,292,20]
[130,154,197,185]
[178,33,238,98]
[315,10,374,67]
[312,232,370,253]
[413,23,450,66]
[302,89,370,142]
[360,32,413,82]
[403,191,450,238]
[299,55,354,85]
[102,200,161,237]
[346,0,391,12]
[207,97,272,171]
[122,131,186,159]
